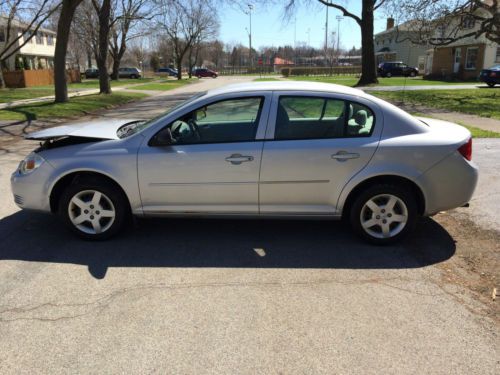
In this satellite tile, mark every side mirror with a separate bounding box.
[150,127,175,146]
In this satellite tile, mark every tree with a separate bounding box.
[391,0,499,46]
[155,0,219,80]
[109,0,150,80]
[92,0,112,94]
[0,0,61,88]
[284,0,387,85]
[54,0,84,102]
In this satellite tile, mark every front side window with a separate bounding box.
[275,96,374,140]
[465,47,478,70]
[166,97,263,144]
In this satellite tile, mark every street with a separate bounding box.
[0,77,498,374]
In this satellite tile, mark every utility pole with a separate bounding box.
[336,15,343,63]
[325,5,329,51]
[246,4,254,67]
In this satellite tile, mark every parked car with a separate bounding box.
[479,64,500,87]
[84,68,99,79]
[193,68,218,78]
[118,67,142,79]
[157,67,178,77]
[11,82,477,244]
[378,62,419,78]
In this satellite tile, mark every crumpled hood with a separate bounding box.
[25,118,141,140]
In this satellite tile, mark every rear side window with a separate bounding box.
[275,96,375,140]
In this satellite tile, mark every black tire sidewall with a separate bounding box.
[59,181,129,240]
[349,184,417,245]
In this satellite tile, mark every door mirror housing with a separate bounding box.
[150,127,176,146]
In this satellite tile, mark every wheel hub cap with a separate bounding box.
[360,194,408,239]
[68,190,116,235]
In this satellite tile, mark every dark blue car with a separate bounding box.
[157,67,178,76]
[479,64,500,87]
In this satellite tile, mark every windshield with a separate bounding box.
[116,91,207,138]
[488,64,500,70]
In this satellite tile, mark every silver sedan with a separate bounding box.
[11,82,478,244]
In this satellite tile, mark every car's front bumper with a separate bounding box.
[11,162,54,213]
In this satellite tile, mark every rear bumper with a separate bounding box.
[416,151,478,215]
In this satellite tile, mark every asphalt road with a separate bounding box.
[0,77,498,374]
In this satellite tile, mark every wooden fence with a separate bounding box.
[3,69,81,88]
[281,66,362,77]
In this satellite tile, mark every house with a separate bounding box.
[273,57,294,73]
[424,5,499,80]
[0,17,56,71]
[374,18,430,70]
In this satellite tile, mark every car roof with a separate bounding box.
[205,81,367,98]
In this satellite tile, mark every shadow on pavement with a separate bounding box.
[0,211,456,279]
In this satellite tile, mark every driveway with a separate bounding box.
[0,78,498,374]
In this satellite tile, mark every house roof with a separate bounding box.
[375,20,423,37]
[0,15,57,35]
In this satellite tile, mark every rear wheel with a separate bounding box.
[59,179,129,240]
[349,184,417,245]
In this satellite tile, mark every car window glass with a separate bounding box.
[168,97,263,144]
[276,96,374,140]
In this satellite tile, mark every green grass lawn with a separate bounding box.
[0,92,148,121]
[288,75,478,87]
[131,79,194,91]
[370,89,500,120]
[0,88,55,103]
[253,77,280,82]
[68,78,155,90]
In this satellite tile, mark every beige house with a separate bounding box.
[0,17,56,71]
[374,18,430,70]
[424,7,499,79]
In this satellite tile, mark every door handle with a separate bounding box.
[331,151,360,161]
[225,154,254,165]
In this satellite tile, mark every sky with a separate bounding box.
[219,2,391,52]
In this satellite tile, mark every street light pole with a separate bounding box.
[336,15,343,59]
[247,4,254,67]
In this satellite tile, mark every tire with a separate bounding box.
[385,72,392,78]
[409,71,416,77]
[59,178,130,240]
[487,82,495,87]
[130,74,137,79]
[212,74,217,78]
[349,184,417,245]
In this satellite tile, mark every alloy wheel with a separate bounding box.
[359,194,408,239]
[68,190,116,235]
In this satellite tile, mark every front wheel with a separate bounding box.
[349,184,417,245]
[409,71,416,77]
[385,72,392,78]
[59,179,129,240]
[487,82,495,87]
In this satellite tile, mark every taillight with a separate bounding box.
[458,138,472,161]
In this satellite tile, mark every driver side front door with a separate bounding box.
[137,94,270,214]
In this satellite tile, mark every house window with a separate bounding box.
[47,34,54,45]
[35,32,43,44]
[23,32,33,43]
[0,28,5,42]
[465,47,479,70]
[462,16,475,29]
[496,46,500,63]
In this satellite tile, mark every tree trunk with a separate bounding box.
[0,67,5,89]
[356,0,378,86]
[176,58,182,80]
[111,55,120,80]
[96,0,112,94]
[54,0,83,103]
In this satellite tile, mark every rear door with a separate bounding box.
[259,91,383,215]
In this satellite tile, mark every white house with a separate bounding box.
[374,18,430,70]
[0,17,56,71]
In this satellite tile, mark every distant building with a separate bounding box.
[374,18,429,70]
[0,17,56,71]
[273,57,294,73]
[424,4,499,80]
